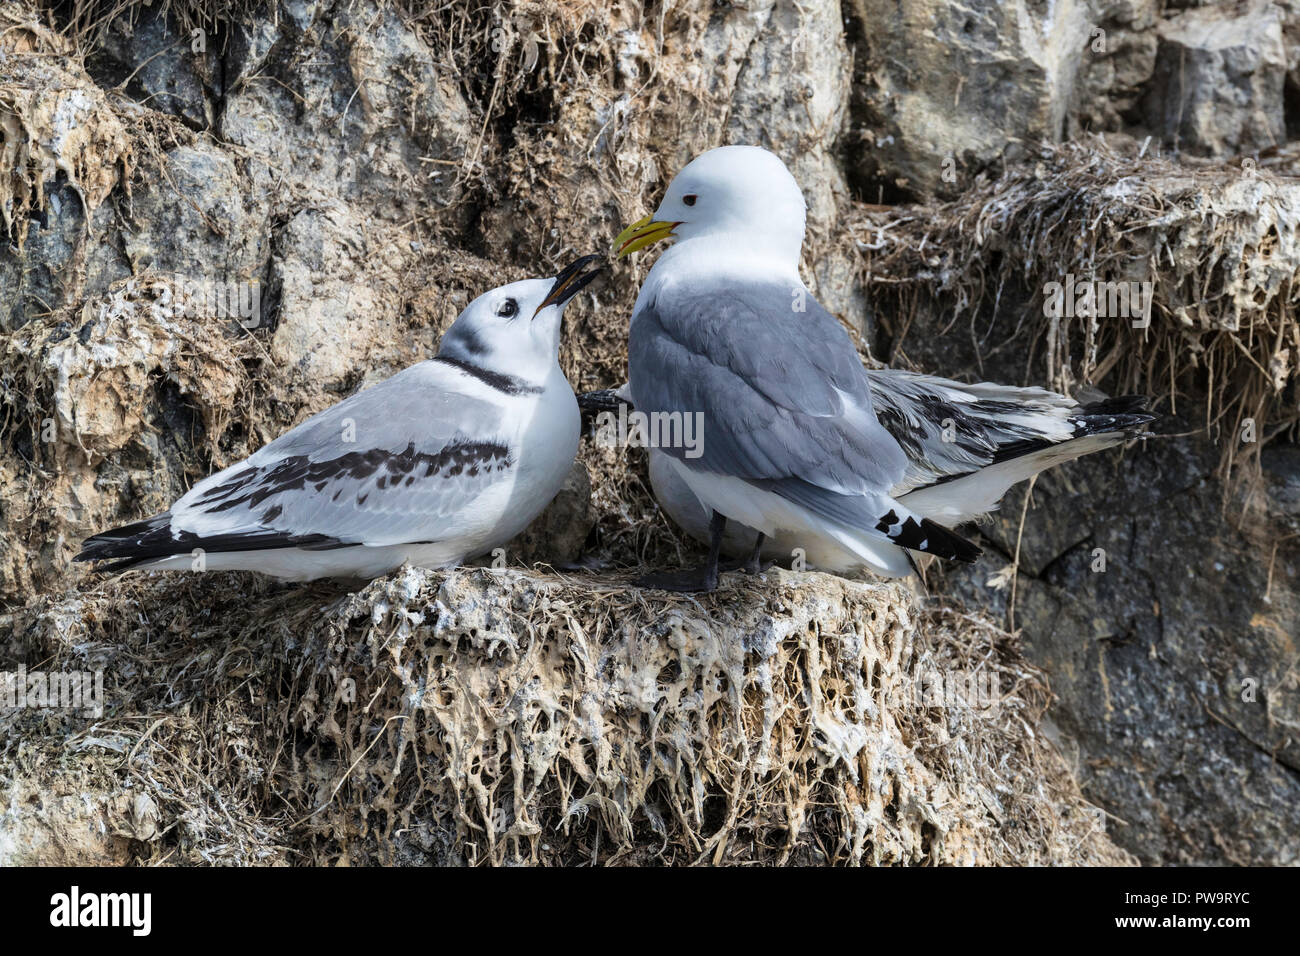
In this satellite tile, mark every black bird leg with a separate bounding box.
[719,532,766,574]
[636,511,726,593]
[577,389,631,431]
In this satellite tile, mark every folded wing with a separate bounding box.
[629,286,978,561]
[77,362,516,566]
[868,370,1156,525]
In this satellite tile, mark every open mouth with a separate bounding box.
[534,254,605,317]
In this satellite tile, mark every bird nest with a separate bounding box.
[853,136,1300,483]
[1,565,1132,865]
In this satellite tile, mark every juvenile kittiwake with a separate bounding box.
[607,145,1154,590]
[76,255,604,581]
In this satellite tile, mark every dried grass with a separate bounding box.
[2,565,1132,865]
[853,136,1300,484]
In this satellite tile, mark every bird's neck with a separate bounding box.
[648,233,804,286]
[505,356,567,395]
[436,343,561,396]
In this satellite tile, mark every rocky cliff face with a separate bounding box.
[0,0,1296,865]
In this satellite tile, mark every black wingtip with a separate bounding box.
[922,517,983,563]
[75,510,355,573]
[75,514,174,564]
[875,509,982,563]
[1072,395,1159,438]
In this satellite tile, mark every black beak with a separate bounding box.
[533,254,605,318]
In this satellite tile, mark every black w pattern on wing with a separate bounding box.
[194,441,513,516]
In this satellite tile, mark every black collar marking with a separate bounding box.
[434,356,542,395]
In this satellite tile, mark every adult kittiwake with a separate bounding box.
[76,255,605,581]
[608,145,1154,590]
[581,375,1154,574]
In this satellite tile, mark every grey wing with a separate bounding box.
[171,361,515,547]
[628,283,907,499]
[867,370,1079,496]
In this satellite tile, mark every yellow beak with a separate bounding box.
[613,214,679,258]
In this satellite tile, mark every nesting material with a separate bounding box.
[854,137,1300,477]
[0,276,263,599]
[2,566,1131,865]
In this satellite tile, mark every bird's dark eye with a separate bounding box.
[497,298,518,317]
[683,194,698,207]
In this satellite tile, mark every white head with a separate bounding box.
[614,145,807,265]
[437,255,603,387]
